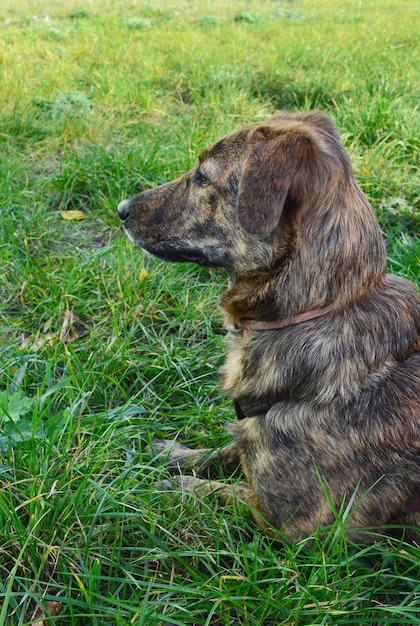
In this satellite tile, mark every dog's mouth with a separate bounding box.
[121,219,228,268]
[136,239,223,268]
[147,246,216,267]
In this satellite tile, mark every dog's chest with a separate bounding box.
[219,331,256,397]
[219,332,247,395]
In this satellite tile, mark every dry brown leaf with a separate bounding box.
[21,332,55,350]
[30,600,61,624]
[59,308,78,342]
[45,601,61,616]
[21,310,78,348]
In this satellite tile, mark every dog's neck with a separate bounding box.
[230,308,327,332]
[221,259,332,330]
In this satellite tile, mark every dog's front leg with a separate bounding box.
[157,474,275,535]
[147,439,241,477]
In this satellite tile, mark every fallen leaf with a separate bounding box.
[21,332,55,350]
[59,308,78,342]
[46,601,61,616]
[30,600,61,624]
[60,210,87,220]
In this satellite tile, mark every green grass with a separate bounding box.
[0,0,419,623]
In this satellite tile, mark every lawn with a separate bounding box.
[0,0,419,624]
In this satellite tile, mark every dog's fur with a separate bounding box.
[118,111,420,541]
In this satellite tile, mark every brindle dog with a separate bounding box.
[118,111,420,541]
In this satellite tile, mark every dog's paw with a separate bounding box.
[156,475,214,495]
[145,439,195,470]
[146,438,190,457]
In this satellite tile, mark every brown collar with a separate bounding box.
[231,308,327,332]
[231,309,327,419]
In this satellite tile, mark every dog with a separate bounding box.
[117,111,420,542]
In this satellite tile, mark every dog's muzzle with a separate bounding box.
[117,199,130,221]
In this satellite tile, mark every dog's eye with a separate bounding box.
[197,171,210,187]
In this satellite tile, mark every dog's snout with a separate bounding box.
[117,199,130,220]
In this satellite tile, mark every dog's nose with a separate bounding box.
[117,199,130,220]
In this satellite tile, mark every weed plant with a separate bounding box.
[0,0,419,624]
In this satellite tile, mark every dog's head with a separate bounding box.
[117,111,371,279]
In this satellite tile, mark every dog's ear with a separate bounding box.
[237,128,312,235]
